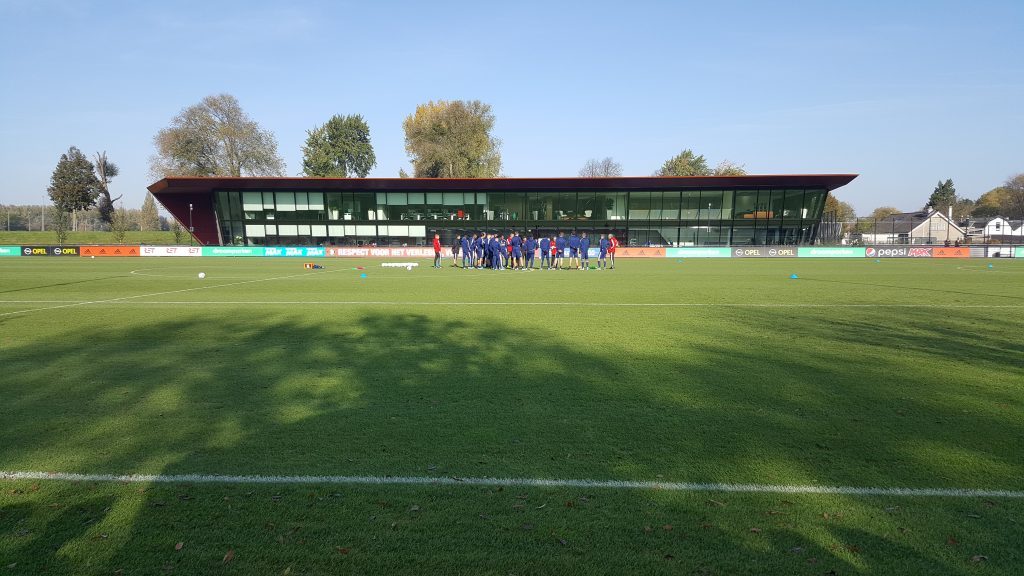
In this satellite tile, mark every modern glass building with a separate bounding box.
[148,175,857,247]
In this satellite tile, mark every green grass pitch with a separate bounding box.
[1,256,1022,574]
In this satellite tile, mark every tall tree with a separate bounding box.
[869,206,902,220]
[927,179,957,213]
[47,146,100,213]
[50,207,70,245]
[655,149,710,176]
[712,160,747,176]
[150,94,285,178]
[1002,173,1024,219]
[578,157,622,177]
[110,203,131,244]
[139,193,161,231]
[301,114,376,177]
[972,186,1007,218]
[170,219,185,244]
[93,151,120,225]
[823,194,856,222]
[402,100,501,177]
[951,198,975,222]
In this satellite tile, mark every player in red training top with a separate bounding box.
[432,233,442,268]
[608,234,619,269]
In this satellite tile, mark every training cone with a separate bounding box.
[790,274,799,279]
[875,259,881,263]
[360,273,367,278]
[988,263,994,269]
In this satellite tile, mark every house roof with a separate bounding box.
[871,210,965,235]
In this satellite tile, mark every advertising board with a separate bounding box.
[264,247,326,258]
[326,247,451,257]
[665,247,731,258]
[864,246,933,258]
[1017,247,1024,258]
[20,246,81,256]
[80,246,139,257]
[201,246,265,257]
[731,246,799,258]
[797,247,866,258]
[139,246,202,257]
[0,246,20,257]
[614,247,665,258]
[932,247,970,258]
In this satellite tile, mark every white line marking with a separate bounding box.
[0,269,341,318]
[1,300,1022,308]
[2,471,1021,498]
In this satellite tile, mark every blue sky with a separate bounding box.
[1,0,1021,214]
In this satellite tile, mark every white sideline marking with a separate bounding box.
[1,300,1022,308]
[2,470,1022,498]
[0,269,340,318]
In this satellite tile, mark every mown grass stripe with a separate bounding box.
[1,300,1023,308]
[3,471,1022,498]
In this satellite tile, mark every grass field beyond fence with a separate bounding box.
[0,230,183,246]
[1,257,1022,574]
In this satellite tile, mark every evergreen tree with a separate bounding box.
[301,114,376,177]
[47,146,100,213]
[139,193,161,231]
[927,179,957,213]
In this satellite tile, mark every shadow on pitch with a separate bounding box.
[2,305,1022,572]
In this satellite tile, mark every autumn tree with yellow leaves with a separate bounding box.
[402,100,501,178]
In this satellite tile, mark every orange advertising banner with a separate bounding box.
[80,245,140,257]
[932,247,970,258]
[614,247,666,258]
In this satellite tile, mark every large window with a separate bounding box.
[555,192,576,220]
[595,191,627,221]
[701,190,725,221]
[577,192,597,221]
[215,184,836,247]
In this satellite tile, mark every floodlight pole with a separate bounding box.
[189,203,194,246]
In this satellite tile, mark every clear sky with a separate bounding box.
[1,0,1021,214]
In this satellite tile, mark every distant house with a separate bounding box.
[980,217,1023,242]
[856,209,965,245]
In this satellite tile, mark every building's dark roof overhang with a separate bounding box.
[148,174,858,195]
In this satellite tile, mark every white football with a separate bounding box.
[407,265,413,271]
[198,272,206,279]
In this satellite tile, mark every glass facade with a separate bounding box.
[214,188,830,247]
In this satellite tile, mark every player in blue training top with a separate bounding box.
[567,231,581,270]
[539,236,550,270]
[524,234,537,270]
[461,234,471,268]
[510,231,523,270]
[579,232,590,271]
[477,232,487,269]
[554,232,566,270]
[470,233,481,269]
[489,233,501,268]
[598,233,610,270]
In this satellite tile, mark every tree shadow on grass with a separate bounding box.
[2,304,1023,572]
